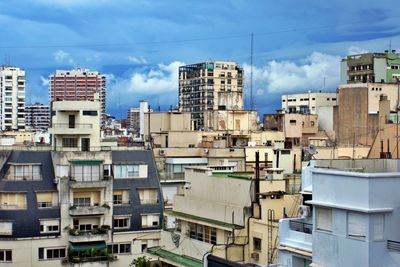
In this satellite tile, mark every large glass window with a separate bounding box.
[0,250,12,262]
[38,247,65,260]
[72,165,100,181]
[6,164,41,180]
[187,222,216,244]
[114,165,139,178]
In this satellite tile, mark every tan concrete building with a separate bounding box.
[334,83,399,146]
[179,61,244,130]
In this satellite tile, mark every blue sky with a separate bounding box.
[1,0,400,118]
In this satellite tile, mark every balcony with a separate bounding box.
[69,176,112,188]
[69,204,110,216]
[279,218,312,254]
[68,227,110,242]
[48,123,93,135]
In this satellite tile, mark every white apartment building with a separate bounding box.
[279,159,400,267]
[0,66,26,131]
[26,103,50,131]
[281,92,337,133]
[281,92,338,115]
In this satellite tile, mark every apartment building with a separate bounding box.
[264,113,319,147]
[48,94,101,151]
[340,50,400,84]
[26,103,50,131]
[155,167,252,265]
[279,159,400,267]
[49,69,106,126]
[127,100,150,139]
[334,83,399,146]
[0,66,26,131]
[179,61,244,130]
[0,148,163,267]
[281,92,337,115]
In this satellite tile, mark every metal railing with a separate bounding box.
[388,240,400,252]
[289,220,313,234]
[51,123,93,129]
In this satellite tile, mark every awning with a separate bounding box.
[70,241,106,252]
[70,160,103,165]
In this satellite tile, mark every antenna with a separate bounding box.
[250,33,254,111]
[389,40,392,52]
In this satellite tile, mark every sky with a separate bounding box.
[1,0,400,118]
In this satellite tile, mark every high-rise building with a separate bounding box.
[179,61,244,130]
[127,107,140,134]
[340,50,400,84]
[49,69,106,126]
[25,103,50,131]
[0,66,26,131]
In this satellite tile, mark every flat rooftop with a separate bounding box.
[311,159,400,173]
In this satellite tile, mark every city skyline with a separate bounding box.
[0,0,399,117]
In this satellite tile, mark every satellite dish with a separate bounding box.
[307,144,317,155]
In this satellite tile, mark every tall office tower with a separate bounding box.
[127,107,140,134]
[179,61,244,130]
[25,103,50,131]
[49,69,106,126]
[0,66,26,131]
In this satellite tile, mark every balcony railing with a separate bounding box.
[69,204,110,216]
[51,123,93,129]
[289,220,313,234]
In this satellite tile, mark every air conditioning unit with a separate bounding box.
[298,205,311,218]
[159,149,165,156]
[250,252,259,260]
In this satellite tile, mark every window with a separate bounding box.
[372,214,384,241]
[113,217,130,229]
[289,120,296,125]
[188,222,216,244]
[82,110,98,116]
[40,219,60,234]
[0,193,27,209]
[73,197,91,207]
[113,194,122,205]
[253,237,262,251]
[0,222,12,235]
[107,243,131,254]
[316,208,332,232]
[137,189,158,204]
[37,192,57,208]
[113,189,129,205]
[348,212,367,240]
[62,138,77,148]
[311,121,315,126]
[72,165,100,182]
[38,247,65,260]
[6,164,41,180]
[0,250,12,262]
[114,165,141,178]
[141,214,159,228]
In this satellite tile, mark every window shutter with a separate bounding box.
[316,208,332,231]
[372,214,384,240]
[348,212,366,240]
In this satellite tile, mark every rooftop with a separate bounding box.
[211,171,253,180]
[147,247,203,267]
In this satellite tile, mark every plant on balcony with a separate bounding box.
[101,203,111,209]
[130,256,151,267]
[69,205,77,210]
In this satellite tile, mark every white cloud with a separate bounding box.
[245,52,341,94]
[109,61,184,106]
[53,50,69,62]
[53,49,76,66]
[40,76,49,86]
[348,46,369,55]
[127,55,147,64]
